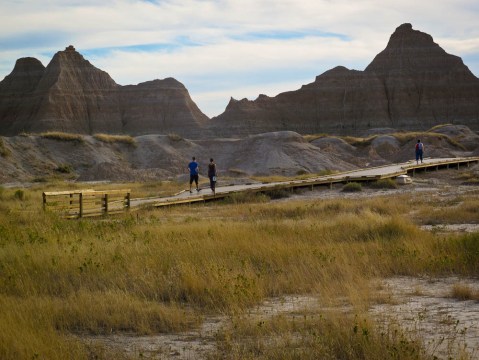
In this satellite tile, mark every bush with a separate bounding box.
[342,182,362,192]
[55,164,73,174]
[167,133,183,141]
[265,188,291,199]
[14,189,25,201]
[369,178,398,189]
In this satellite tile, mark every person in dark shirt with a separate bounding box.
[188,156,200,193]
[208,158,217,194]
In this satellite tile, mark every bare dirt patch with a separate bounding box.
[370,277,479,359]
[80,296,319,360]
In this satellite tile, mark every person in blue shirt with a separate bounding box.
[188,156,200,193]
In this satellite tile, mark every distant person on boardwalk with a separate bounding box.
[208,158,217,194]
[188,156,200,193]
[415,139,424,164]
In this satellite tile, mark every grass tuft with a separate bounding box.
[39,131,84,142]
[167,133,183,141]
[450,284,479,301]
[93,133,136,145]
[0,138,11,157]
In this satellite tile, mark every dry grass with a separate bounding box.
[450,284,479,301]
[39,131,85,142]
[0,185,478,359]
[0,137,11,157]
[252,170,335,183]
[302,133,329,142]
[167,133,183,141]
[456,171,479,184]
[212,312,427,360]
[413,195,479,225]
[342,135,378,147]
[303,127,466,152]
[93,133,136,145]
[427,123,454,132]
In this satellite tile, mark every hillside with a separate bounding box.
[0,125,477,184]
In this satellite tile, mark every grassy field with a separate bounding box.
[0,181,478,359]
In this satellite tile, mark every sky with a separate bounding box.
[1,0,479,118]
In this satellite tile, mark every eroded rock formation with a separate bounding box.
[0,46,208,137]
[1,24,478,138]
[209,23,479,136]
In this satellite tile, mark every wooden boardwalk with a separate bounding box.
[131,156,479,209]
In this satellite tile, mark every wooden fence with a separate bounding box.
[43,189,131,218]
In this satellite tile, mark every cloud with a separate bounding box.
[1,0,479,117]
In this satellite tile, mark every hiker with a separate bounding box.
[188,156,200,193]
[208,158,217,194]
[415,139,424,164]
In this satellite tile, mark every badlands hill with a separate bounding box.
[209,23,479,136]
[1,24,479,138]
[0,46,208,137]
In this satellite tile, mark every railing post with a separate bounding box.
[104,193,109,214]
[42,192,46,211]
[79,193,83,218]
[126,192,131,209]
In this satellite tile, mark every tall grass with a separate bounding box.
[212,312,427,360]
[0,185,478,358]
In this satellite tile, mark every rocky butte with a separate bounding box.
[209,23,479,136]
[0,45,208,137]
[0,24,478,138]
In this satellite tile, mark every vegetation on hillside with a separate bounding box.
[93,133,136,145]
[39,131,85,142]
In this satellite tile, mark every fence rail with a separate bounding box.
[43,189,131,218]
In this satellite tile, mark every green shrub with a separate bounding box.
[14,189,25,201]
[55,164,73,174]
[342,182,362,192]
[369,178,398,189]
[265,188,291,199]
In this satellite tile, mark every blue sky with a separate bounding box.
[1,0,479,117]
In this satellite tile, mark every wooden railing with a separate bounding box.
[43,189,131,218]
